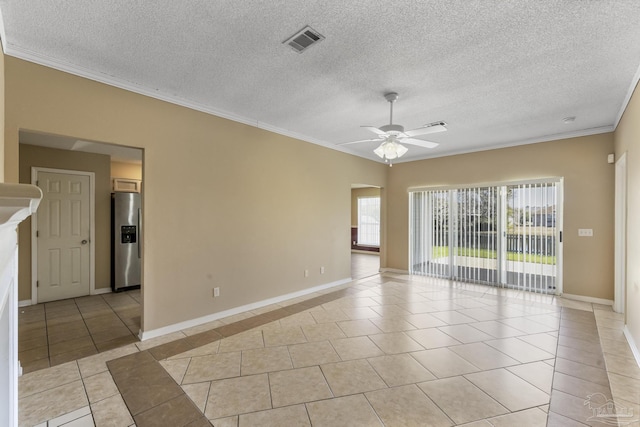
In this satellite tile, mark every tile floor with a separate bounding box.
[351,252,380,279]
[19,253,375,376]
[18,273,640,426]
[18,289,141,374]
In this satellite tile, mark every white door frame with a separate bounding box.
[614,153,627,314]
[31,167,96,304]
[555,178,565,296]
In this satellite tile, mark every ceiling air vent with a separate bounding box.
[283,26,325,53]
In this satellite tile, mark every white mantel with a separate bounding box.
[0,183,42,427]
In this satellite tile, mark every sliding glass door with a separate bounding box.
[410,189,451,277]
[503,182,560,293]
[409,179,562,294]
[452,187,499,284]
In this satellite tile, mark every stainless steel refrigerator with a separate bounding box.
[111,192,141,291]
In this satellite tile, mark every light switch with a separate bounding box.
[578,229,593,237]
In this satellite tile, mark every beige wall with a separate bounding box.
[18,144,112,300]
[351,187,381,226]
[614,82,640,351]
[0,51,623,335]
[4,57,387,332]
[386,134,615,300]
[111,161,142,181]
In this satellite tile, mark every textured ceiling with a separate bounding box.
[2,1,640,163]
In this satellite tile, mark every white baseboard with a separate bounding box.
[139,277,352,341]
[561,293,613,306]
[18,300,32,308]
[623,326,640,369]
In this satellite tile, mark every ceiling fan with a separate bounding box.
[340,92,447,165]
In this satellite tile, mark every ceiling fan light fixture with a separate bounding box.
[384,144,398,160]
[341,91,446,163]
[374,144,385,158]
[374,139,408,162]
[396,142,409,157]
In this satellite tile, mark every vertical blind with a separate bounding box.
[505,182,559,293]
[409,180,560,294]
[357,196,380,246]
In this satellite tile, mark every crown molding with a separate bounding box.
[2,43,350,154]
[394,125,615,164]
[614,60,640,129]
[4,44,256,126]
[0,43,623,166]
[0,9,6,54]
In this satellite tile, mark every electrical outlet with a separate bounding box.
[578,229,593,237]
[304,269,309,278]
[320,266,325,274]
[213,287,220,297]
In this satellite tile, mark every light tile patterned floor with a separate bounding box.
[351,252,380,279]
[18,289,141,373]
[18,273,640,426]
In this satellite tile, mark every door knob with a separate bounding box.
[81,240,88,245]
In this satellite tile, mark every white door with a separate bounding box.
[36,171,91,302]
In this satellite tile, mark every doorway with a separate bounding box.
[351,185,381,279]
[18,131,144,372]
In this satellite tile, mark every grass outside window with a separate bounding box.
[431,246,556,265]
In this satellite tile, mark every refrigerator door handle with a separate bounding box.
[137,208,142,259]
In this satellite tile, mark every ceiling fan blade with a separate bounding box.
[400,138,439,148]
[361,126,388,136]
[337,138,383,146]
[404,124,447,138]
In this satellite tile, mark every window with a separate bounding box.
[357,197,380,246]
[409,179,562,294]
